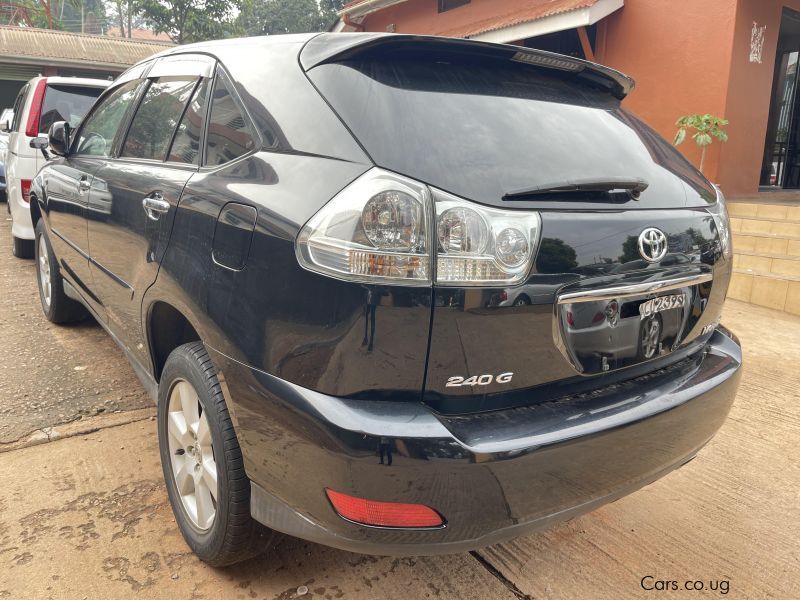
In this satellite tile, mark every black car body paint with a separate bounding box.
[31,32,741,555]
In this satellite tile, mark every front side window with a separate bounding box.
[122,77,198,161]
[205,72,256,166]
[167,78,210,164]
[40,84,105,133]
[75,80,141,157]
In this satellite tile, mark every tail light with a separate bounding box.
[325,488,444,528]
[296,168,541,286]
[592,311,605,323]
[20,179,32,204]
[709,186,732,261]
[567,311,575,327]
[25,79,47,138]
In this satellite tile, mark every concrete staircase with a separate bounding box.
[728,201,800,315]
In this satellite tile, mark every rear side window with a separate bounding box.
[122,77,197,161]
[75,80,141,157]
[167,78,209,164]
[40,84,104,132]
[205,72,256,166]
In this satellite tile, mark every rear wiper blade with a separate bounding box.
[503,177,649,200]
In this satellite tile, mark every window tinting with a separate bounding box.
[40,85,104,133]
[309,56,718,206]
[205,73,256,166]
[122,78,197,161]
[167,78,209,164]
[75,80,141,157]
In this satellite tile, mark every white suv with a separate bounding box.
[3,76,108,257]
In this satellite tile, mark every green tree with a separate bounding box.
[139,0,242,44]
[105,0,145,37]
[537,238,578,273]
[239,0,344,36]
[673,113,729,175]
[618,235,640,265]
[319,0,344,30]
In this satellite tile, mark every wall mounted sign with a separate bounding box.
[750,22,766,64]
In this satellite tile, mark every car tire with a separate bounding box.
[513,294,531,307]
[158,342,275,566]
[12,234,34,258]
[34,220,87,324]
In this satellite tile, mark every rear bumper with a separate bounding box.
[210,327,741,556]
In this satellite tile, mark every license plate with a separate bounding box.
[639,294,686,319]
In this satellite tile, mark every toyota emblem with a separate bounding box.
[638,228,668,262]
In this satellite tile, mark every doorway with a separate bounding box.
[761,8,800,189]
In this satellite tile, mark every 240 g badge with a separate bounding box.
[446,372,514,387]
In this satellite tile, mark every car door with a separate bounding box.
[86,55,214,350]
[44,79,143,302]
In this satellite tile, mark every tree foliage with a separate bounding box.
[138,0,243,44]
[537,238,578,273]
[239,0,344,36]
[674,113,729,174]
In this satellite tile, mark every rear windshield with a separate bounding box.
[40,84,104,133]
[308,55,716,207]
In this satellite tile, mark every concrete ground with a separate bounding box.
[1,216,799,599]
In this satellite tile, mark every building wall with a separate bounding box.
[353,0,793,196]
[596,0,738,187]
[717,0,800,196]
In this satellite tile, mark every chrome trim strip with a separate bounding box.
[557,273,713,305]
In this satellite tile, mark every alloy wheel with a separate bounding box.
[167,380,218,530]
[641,317,662,359]
[38,234,51,308]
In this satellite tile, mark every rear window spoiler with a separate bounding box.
[300,33,635,99]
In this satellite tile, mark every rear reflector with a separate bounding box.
[20,179,32,204]
[25,79,47,138]
[325,488,444,528]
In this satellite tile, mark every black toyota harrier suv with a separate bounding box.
[30,33,742,565]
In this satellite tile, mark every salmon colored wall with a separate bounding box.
[717,1,800,196]
[361,0,531,35]
[597,0,738,186]
[356,0,793,196]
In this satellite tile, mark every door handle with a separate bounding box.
[142,193,169,221]
[78,177,90,193]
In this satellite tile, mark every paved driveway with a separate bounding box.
[1,215,798,599]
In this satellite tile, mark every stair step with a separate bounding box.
[730,216,800,237]
[733,233,800,256]
[729,212,800,224]
[733,252,800,276]
[729,269,800,314]
[736,249,800,260]
[727,202,800,220]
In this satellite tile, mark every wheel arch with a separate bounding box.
[148,300,202,382]
[29,192,43,228]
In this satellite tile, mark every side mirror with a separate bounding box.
[0,120,9,133]
[30,135,51,160]
[47,121,70,157]
[30,135,48,150]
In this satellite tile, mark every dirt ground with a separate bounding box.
[1,215,799,599]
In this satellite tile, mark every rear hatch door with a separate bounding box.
[305,35,729,413]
